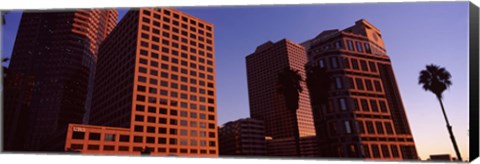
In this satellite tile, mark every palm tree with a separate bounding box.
[277,67,303,157]
[418,64,462,161]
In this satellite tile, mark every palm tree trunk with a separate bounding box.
[437,96,462,161]
[292,111,301,157]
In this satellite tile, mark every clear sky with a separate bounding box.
[1,1,470,161]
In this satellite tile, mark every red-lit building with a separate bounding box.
[64,8,218,157]
[3,9,117,152]
[303,19,418,160]
[246,39,317,156]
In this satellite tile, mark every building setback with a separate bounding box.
[303,19,418,160]
[246,39,317,156]
[3,9,117,151]
[218,118,266,156]
[64,8,219,157]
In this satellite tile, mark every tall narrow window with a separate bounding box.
[331,57,338,69]
[339,98,347,111]
[319,59,325,68]
[356,78,364,90]
[375,121,384,134]
[344,121,352,134]
[335,77,343,89]
[364,43,372,53]
[347,40,354,51]
[356,42,363,52]
[335,41,342,49]
[366,121,375,134]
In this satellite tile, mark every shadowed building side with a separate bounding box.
[303,19,418,160]
[3,9,117,152]
[218,118,266,156]
[246,39,316,156]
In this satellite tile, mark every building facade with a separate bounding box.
[246,39,316,156]
[3,9,117,151]
[303,19,418,160]
[64,8,218,157]
[218,118,266,156]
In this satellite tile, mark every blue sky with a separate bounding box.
[1,2,470,160]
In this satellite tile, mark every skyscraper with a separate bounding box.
[246,39,316,156]
[303,19,418,160]
[3,9,117,151]
[64,8,218,157]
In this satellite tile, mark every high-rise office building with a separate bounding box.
[246,39,316,156]
[218,118,266,156]
[3,9,117,151]
[303,19,418,160]
[64,8,218,157]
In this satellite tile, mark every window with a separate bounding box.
[170,119,178,125]
[365,80,373,91]
[385,122,394,134]
[180,139,188,146]
[391,145,399,157]
[119,135,129,142]
[360,145,370,158]
[72,131,85,140]
[170,128,177,135]
[351,59,359,70]
[147,126,155,133]
[319,59,325,68]
[371,144,381,158]
[353,98,360,111]
[88,133,101,141]
[71,144,83,150]
[104,134,115,141]
[364,43,372,53]
[158,128,167,134]
[87,145,100,150]
[339,98,347,111]
[134,125,144,132]
[356,42,363,52]
[180,129,188,136]
[180,120,188,126]
[147,116,156,123]
[335,41,342,49]
[369,61,377,72]
[375,122,384,134]
[330,57,338,69]
[370,100,378,112]
[158,137,167,144]
[361,99,369,112]
[347,40,354,51]
[335,77,343,89]
[366,121,375,134]
[374,81,382,92]
[379,101,388,113]
[134,136,143,143]
[357,121,365,134]
[344,121,352,134]
[356,78,364,90]
[360,60,369,71]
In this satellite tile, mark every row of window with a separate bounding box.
[70,143,217,154]
[135,94,214,106]
[332,97,388,114]
[137,83,214,99]
[139,33,213,56]
[142,9,212,32]
[318,56,379,75]
[333,76,383,93]
[71,131,216,146]
[330,119,394,136]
